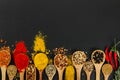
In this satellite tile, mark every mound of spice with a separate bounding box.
[102,64,113,75]
[26,60,36,80]
[14,53,29,72]
[45,64,56,80]
[92,50,104,64]
[65,56,75,80]
[53,47,68,55]
[72,51,86,65]
[33,32,46,53]
[54,54,68,70]
[7,65,17,80]
[83,61,94,72]
[34,53,48,70]
[13,41,27,58]
[0,47,11,66]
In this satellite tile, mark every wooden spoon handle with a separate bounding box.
[1,66,6,80]
[96,69,100,80]
[8,73,15,80]
[86,72,91,80]
[39,70,43,80]
[8,76,14,80]
[9,79,13,80]
[48,78,52,80]
[58,69,64,80]
[20,70,25,80]
[76,68,82,80]
[104,76,108,80]
[48,77,53,80]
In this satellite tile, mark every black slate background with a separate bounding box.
[0,0,120,80]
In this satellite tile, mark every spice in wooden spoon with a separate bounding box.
[7,65,17,80]
[54,53,68,80]
[13,41,29,80]
[91,50,105,80]
[83,61,94,80]
[34,53,48,80]
[26,60,36,80]
[72,51,87,80]
[14,53,29,80]
[0,46,11,80]
[65,56,75,80]
[45,64,56,80]
[102,64,113,80]
[45,59,56,80]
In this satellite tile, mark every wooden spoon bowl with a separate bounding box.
[54,53,68,80]
[7,65,17,80]
[102,64,112,80]
[91,50,105,80]
[83,61,94,80]
[34,53,48,80]
[0,49,11,80]
[26,63,36,80]
[72,51,87,80]
[45,64,56,80]
[14,53,29,80]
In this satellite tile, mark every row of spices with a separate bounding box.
[0,45,118,80]
[0,32,120,80]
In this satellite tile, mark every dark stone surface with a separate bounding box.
[0,0,120,80]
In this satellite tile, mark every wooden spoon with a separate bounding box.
[0,49,11,80]
[102,64,113,80]
[72,51,87,80]
[19,69,25,80]
[26,60,36,80]
[45,64,56,80]
[54,54,68,80]
[14,53,29,80]
[34,53,48,80]
[83,61,94,80]
[91,50,105,80]
[7,65,17,80]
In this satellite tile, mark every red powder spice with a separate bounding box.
[15,41,27,53]
[14,53,29,72]
[13,41,27,58]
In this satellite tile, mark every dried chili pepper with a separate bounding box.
[114,51,118,70]
[109,51,116,70]
[105,47,109,62]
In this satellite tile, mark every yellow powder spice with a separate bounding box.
[68,56,72,65]
[65,57,74,80]
[65,65,75,80]
[33,33,46,53]
[34,53,48,70]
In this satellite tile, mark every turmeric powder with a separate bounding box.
[34,53,48,70]
[65,58,74,80]
[33,32,46,53]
